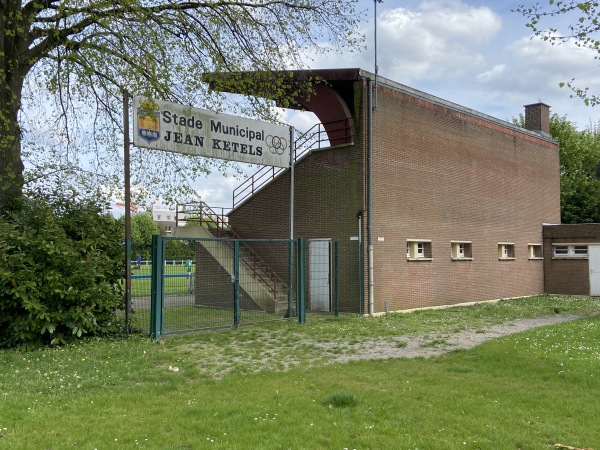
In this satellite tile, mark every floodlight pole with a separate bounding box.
[123,90,132,329]
[367,0,383,316]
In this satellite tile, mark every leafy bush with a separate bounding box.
[0,199,125,349]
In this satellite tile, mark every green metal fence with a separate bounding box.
[132,236,362,338]
[148,235,306,338]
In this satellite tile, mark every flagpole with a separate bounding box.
[374,0,382,110]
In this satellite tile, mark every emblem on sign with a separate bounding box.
[137,108,160,143]
[266,135,288,155]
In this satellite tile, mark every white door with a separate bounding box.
[309,239,331,311]
[590,245,600,296]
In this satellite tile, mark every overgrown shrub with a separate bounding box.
[0,199,125,349]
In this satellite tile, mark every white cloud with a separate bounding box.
[476,34,599,90]
[476,64,507,84]
[378,1,502,82]
[309,0,502,84]
[511,34,600,85]
[194,171,241,208]
[418,0,501,42]
[472,33,600,126]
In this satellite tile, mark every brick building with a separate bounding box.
[543,224,600,296]
[204,68,561,314]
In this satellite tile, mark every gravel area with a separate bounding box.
[185,313,594,379]
[320,314,584,363]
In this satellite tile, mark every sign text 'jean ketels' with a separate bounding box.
[132,96,291,168]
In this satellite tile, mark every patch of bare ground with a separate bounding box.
[189,313,594,379]
[326,314,583,363]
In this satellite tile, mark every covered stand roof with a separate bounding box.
[203,68,557,147]
[202,69,362,147]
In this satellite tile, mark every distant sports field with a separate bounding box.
[129,263,195,297]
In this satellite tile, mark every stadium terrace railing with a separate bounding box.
[232,119,353,208]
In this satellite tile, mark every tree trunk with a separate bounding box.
[0,0,26,214]
[0,91,24,213]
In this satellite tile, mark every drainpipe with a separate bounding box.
[367,78,374,316]
[357,211,364,315]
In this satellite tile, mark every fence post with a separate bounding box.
[287,239,294,317]
[233,240,240,327]
[150,234,164,339]
[334,241,339,317]
[297,238,306,324]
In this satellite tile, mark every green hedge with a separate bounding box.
[0,200,125,349]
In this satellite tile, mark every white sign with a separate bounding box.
[132,96,291,168]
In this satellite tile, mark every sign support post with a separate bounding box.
[123,91,132,329]
[288,126,295,316]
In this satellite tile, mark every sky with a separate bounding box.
[124,0,600,212]
[339,0,600,126]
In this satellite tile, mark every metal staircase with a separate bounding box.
[176,203,289,314]
[175,119,353,314]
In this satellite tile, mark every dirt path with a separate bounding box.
[188,313,597,379]
[327,314,584,363]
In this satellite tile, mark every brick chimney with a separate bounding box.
[524,102,550,134]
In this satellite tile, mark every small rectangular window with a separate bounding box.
[498,243,515,260]
[407,240,432,260]
[451,241,473,260]
[553,244,588,258]
[528,244,543,259]
[553,245,569,256]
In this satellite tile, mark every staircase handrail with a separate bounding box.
[176,202,282,300]
[232,118,352,208]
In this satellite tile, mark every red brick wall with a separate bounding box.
[543,224,600,295]
[228,83,366,311]
[370,83,560,311]
[227,78,560,312]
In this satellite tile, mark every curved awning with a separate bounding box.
[202,69,361,146]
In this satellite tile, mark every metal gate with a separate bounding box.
[309,239,331,312]
[149,235,304,337]
[140,237,362,338]
[590,245,600,296]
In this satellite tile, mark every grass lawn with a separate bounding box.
[129,264,194,297]
[1,295,600,449]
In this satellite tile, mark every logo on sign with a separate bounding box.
[265,135,288,156]
[137,108,160,143]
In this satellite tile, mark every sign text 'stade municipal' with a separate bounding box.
[133,96,291,168]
